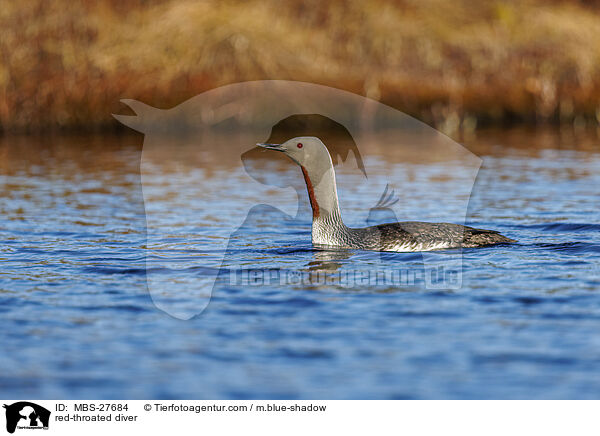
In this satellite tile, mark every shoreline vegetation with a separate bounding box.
[3,0,600,134]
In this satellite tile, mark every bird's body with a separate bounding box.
[258,137,515,252]
[314,220,514,251]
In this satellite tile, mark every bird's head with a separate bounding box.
[257,136,331,169]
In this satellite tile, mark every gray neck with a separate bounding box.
[300,163,349,245]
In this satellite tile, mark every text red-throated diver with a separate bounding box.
[257,136,515,252]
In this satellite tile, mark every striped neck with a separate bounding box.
[299,163,348,245]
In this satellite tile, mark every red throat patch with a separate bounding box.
[301,166,320,219]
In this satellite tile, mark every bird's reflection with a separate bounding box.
[307,248,355,273]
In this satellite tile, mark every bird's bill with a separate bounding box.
[256,142,284,151]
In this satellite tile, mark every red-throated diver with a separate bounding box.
[257,136,515,252]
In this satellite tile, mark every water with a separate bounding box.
[1,129,599,399]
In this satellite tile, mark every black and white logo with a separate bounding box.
[3,402,50,434]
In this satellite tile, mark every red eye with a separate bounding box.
[297,143,303,148]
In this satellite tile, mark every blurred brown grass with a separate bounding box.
[2,0,600,132]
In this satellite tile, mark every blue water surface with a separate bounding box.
[0,130,599,399]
